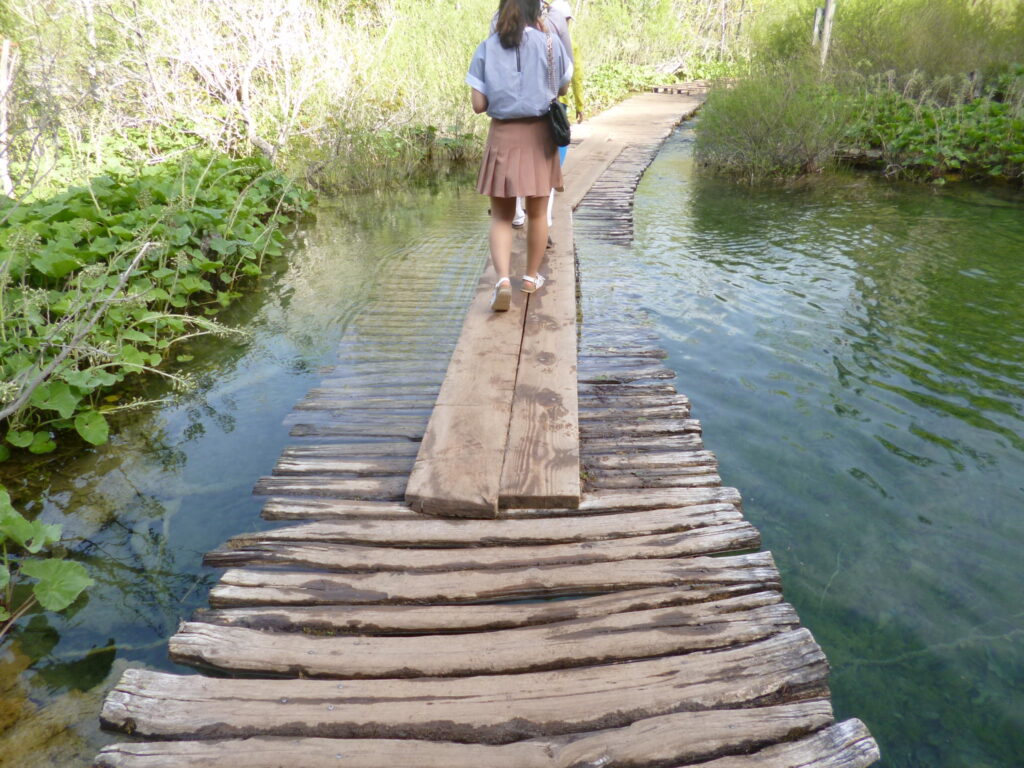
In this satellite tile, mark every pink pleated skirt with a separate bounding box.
[476,116,564,198]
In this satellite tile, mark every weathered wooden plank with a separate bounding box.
[170,601,797,678]
[305,385,441,399]
[693,719,880,768]
[404,244,529,517]
[194,587,779,635]
[252,476,407,500]
[579,418,701,438]
[586,468,722,490]
[204,521,759,572]
[282,407,431,423]
[208,552,779,606]
[578,402,691,419]
[279,442,421,459]
[242,501,743,547]
[272,456,416,477]
[288,422,426,439]
[261,497,420,521]
[577,382,677,396]
[581,434,706,453]
[578,366,676,383]
[295,399,436,411]
[94,701,833,768]
[585,450,717,469]
[101,629,828,742]
[498,194,581,510]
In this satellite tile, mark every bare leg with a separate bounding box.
[524,195,548,279]
[489,196,516,282]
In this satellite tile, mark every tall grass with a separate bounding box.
[698,0,1024,183]
[695,62,854,181]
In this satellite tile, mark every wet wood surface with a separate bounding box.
[93,92,878,768]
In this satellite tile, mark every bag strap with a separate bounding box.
[545,30,556,99]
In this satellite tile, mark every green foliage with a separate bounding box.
[846,79,1024,182]
[0,485,93,640]
[701,0,1024,183]
[695,65,855,182]
[584,62,661,116]
[0,153,313,459]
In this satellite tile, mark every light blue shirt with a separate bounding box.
[466,28,572,121]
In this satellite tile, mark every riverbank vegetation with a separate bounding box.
[0,0,768,464]
[696,0,1024,183]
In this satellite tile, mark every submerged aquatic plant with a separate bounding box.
[0,485,93,644]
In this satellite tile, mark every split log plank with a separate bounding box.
[261,498,421,521]
[585,450,717,469]
[692,718,880,768]
[194,587,780,635]
[170,601,798,678]
[208,552,780,606]
[94,701,834,768]
[252,476,407,500]
[239,501,744,547]
[272,456,415,477]
[580,418,701,438]
[204,521,760,572]
[101,628,828,742]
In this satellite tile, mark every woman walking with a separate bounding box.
[466,0,573,311]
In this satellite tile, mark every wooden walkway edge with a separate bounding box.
[92,92,880,768]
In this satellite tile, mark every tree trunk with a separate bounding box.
[0,39,17,198]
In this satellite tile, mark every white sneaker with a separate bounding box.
[511,214,526,229]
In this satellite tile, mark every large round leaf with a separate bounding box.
[74,410,109,446]
[20,559,94,612]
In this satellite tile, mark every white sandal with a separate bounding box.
[521,274,546,294]
[491,277,512,311]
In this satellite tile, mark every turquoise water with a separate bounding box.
[577,126,1024,767]
[3,125,1022,767]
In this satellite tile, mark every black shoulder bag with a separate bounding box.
[545,32,571,147]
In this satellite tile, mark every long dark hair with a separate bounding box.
[496,0,542,49]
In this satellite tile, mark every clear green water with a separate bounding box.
[0,182,485,765]
[3,126,1022,767]
[577,126,1024,767]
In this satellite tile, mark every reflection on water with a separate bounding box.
[579,126,1024,767]
[0,178,486,766]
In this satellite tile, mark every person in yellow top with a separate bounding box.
[552,0,584,124]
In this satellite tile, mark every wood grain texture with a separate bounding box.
[194,586,779,635]
[170,601,798,678]
[203,522,759,572]
[233,501,745,547]
[94,702,834,768]
[498,194,581,510]
[101,629,828,741]
[692,719,880,768]
[403,254,527,517]
[207,552,780,606]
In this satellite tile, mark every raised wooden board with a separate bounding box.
[403,249,527,517]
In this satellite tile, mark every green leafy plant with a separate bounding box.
[0,485,93,643]
[0,152,313,460]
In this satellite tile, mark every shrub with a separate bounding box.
[695,63,854,182]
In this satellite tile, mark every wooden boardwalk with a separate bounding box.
[94,93,880,768]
